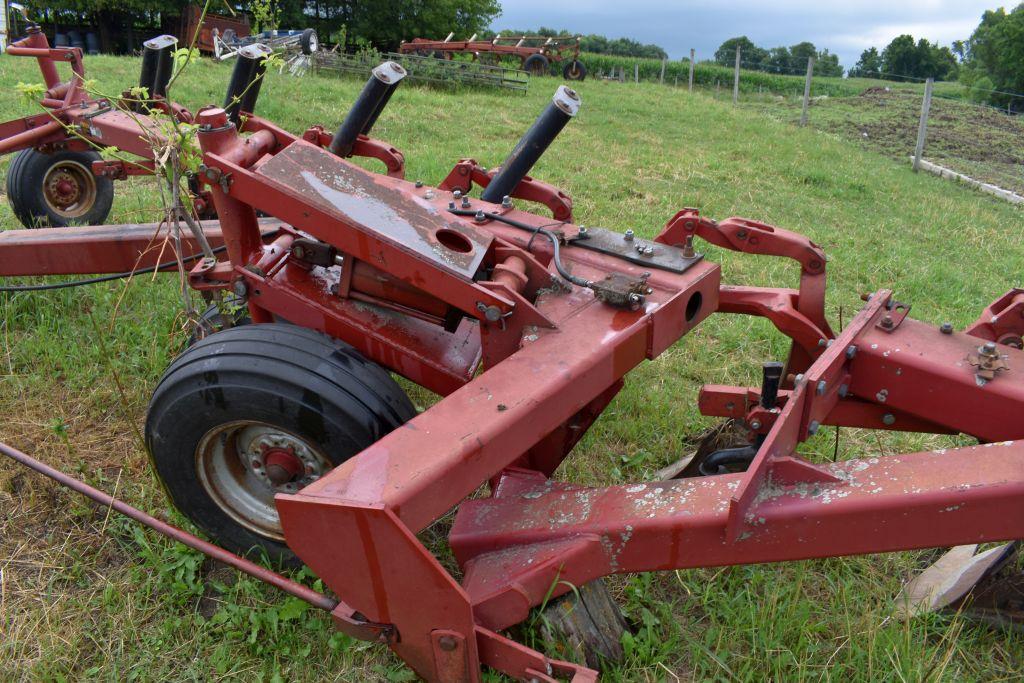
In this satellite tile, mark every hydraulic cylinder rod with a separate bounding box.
[223,43,273,124]
[138,34,178,107]
[480,85,580,204]
[329,61,406,157]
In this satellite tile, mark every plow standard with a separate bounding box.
[1,21,1022,683]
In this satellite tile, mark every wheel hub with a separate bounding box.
[263,447,304,486]
[195,421,333,540]
[41,160,97,217]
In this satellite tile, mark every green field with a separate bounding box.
[2,54,1023,681]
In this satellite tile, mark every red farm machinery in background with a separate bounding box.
[1,13,1022,682]
[400,32,586,80]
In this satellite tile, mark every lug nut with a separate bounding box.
[882,413,896,425]
[461,196,471,208]
[624,229,634,241]
[415,180,423,188]
[474,210,486,222]
[939,321,953,334]
[501,195,512,208]
[453,189,462,199]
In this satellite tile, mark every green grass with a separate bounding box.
[2,54,1024,681]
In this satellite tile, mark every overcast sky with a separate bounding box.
[490,1,1005,69]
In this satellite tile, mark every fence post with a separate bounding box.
[634,63,639,83]
[912,77,934,172]
[674,74,678,87]
[733,45,741,104]
[688,48,695,92]
[799,56,814,126]
[659,58,666,85]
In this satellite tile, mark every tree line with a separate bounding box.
[713,37,844,77]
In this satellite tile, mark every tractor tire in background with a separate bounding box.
[145,323,417,566]
[6,148,114,228]
[523,53,550,76]
[298,28,318,55]
[563,60,586,81]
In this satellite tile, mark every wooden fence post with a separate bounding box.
[688,48,695,92]
[659,58,666,85]
[800,56,814,126]
[733,45,740,104]
[913,78,934,172]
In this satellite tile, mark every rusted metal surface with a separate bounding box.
[256,142,490,279]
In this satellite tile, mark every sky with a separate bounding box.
[490,1,1006,70]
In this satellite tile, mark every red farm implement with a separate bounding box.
[400,33,586,80]
[2,35,1023,683]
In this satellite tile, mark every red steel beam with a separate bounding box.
[0,219,284,276]
[449,440,1024,628]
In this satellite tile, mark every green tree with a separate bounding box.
[958,5,1024,109]
[850,47,882,78]
[879,34,957,80]
[714,36,767,69]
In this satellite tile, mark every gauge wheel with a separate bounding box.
[299,28,318,55]
[145,323,416,565]
[6,148,114,228]
[523,53,549,76]
[563,59,586,81]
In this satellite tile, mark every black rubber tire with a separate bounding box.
[6,148,114,228]
[299,28,318,55]
[523,53,549,76]
[563,59,587,81]
[146,323,417,565]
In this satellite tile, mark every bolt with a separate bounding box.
[453,189,462,199]
[232,280,248,298]
[882,413,896,426]
[838,383,849,398]
[794,373,804,384]
[681,235,696,259]
[461,196,471,208]
[939,321,953,334]
[880,315,894,329]
[438,635,458,652]
[578,226,588,237]
[448,200,456,210]
[644,246,655,255]
[628,292,643,309]
[414,180,423,188]
[475,210,486,222]
[808,420,820,436]
[982,341,998,355]
[624,229,634,241]
[750,419,762,430]
[845,345,857,360]
[501,195,512,208]
[816,380,827,396]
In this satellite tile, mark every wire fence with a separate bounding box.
[586,48,1024,202]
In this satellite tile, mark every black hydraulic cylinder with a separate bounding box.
[223,43,273,125]
[480,85,581,204]
[138,35,177,109]
[759,362,784,409]
[329,61,406,157]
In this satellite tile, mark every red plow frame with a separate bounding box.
[2,50,1023,682]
